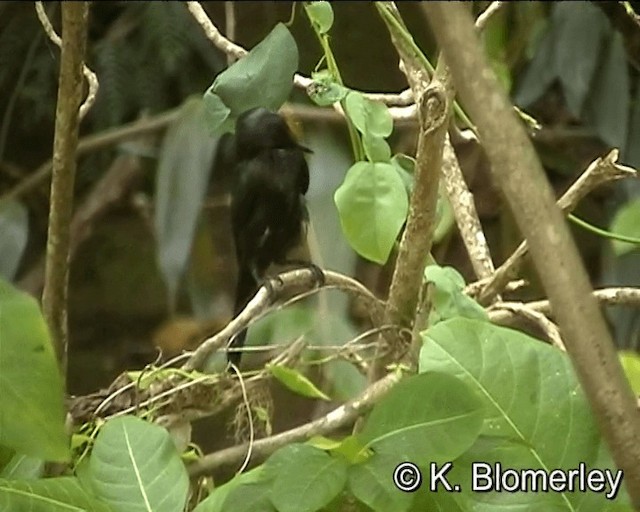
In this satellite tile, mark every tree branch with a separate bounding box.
[41,2,89,380]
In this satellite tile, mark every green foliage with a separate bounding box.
[0,278,68,462]
[203,23,299,134]
[0,477,111,512]
[334,161,408,264]
[424,265,488,324]
[619,351,640,394]
[88,416,189,512]
[420,318,630,510]
[609,198,640,255]
[305,2,335,34]
[269,364,331,401]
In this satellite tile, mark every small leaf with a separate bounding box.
[359,372,484,465]
[362,133,391,162]
[334,161,408,264]
[390,154,415,195]
[305,1,334,34]
[610,198,640,255]
[0,200,28,281]
[89,415,189,512]
[344,91,393,137]
[0,279,68,461]
[620,351,640,394]
[308,70,349,106]
[206,23,298,118]
[424,265,488,323]
[269,364,330,401]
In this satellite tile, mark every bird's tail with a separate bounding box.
[228,265,258,367]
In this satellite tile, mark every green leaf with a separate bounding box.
[348,452,413,512]
[583,31,630,150]
[0,279,68,461]
[305,1,334,34]
[0,200,28,281]
[610,198,640,255]
[222,481,275,512]
[344,91,393,138]
[334,161,408,264]
[204,23,298,120]
[202,91,232,135]
[329,435,371,464]
[420,318,628,509]
[0,477,111,512]
[0,453,44,479]
[154,97,218,306]
[89,415,189,512]
[619,350,640,394]
[308,70,349,107]
[390,154,415,195]
[193,467,265,512]
[267,444,348,512]
[424,265,488,323]
[362,133,391,162]
[553,2,608,116]
[269,364,330,401]
[359,372,484,465]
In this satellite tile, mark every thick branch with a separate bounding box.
[424,3,640,506]
[42,2,88,379]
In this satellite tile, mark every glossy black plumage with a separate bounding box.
[228,108,311,367]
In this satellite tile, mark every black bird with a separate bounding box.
[227,107,318,367]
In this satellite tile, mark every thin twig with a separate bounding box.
[35,1,98,121]
[479,149,638,303]
[187,370,402,476]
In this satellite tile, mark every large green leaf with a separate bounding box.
[203,23,298,133]
[334,161,408,264]
[0,477,111,512]
[359,372,484,466]
[89,415,189,512]
[0,279,68,461]
[420,318,629,509]
[0,200,28,281]
[154,97,218,306]
[0,453,43,479]
[193,467,266,512]
[266,444,348,512]
[348,452,413,512]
